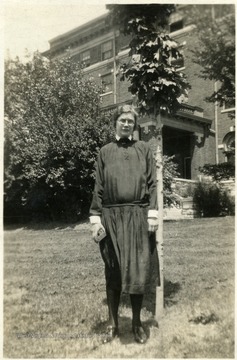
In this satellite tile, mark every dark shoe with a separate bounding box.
[102,325,119,344]
[132,325,147,344]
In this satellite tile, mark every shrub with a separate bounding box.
[220,190,235,216]
[199,163,235,181]
[148,138,180,207]
[193,181,235,217]
[4,53,114,224]
[163,155,181,207]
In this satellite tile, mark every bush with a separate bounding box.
[199,163,235,181]
[193,181,235,217]
[4,53,114,224]
[163,155,181,207]
[148,138,180,207]
[220,191,235,216]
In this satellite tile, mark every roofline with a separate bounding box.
[101,103,212,127]
[49,12,109,45]
[176,110,212,125]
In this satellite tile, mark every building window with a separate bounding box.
[223,131,235,164]
[169,13,184,33]
[171,43,185,69]
[81,50,90,66]
[184,157,191,179]
[222,99,235,112]
[101,73,113,94]
[101,40,113,61]
[170,20,184,32]
[171,56,184,69]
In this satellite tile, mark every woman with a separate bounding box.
[90,104,158,344]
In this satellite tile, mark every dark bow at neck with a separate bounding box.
[116,138,132,145]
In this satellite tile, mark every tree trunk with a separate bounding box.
[155,113,164,322]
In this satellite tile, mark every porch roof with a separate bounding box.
[176,107,212,127]
[138,104,212,129]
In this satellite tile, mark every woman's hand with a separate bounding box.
[91,223,106,243]
[147,217,158,232]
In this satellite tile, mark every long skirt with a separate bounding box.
[100,205,159,294]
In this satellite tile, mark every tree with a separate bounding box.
[4,53,114,222]
[108,4,191,115]
[185,5,235,110]
[107,4,191,319]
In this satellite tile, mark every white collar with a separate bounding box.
[116,134,132,141]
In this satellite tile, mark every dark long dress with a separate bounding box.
[90,138,158,294]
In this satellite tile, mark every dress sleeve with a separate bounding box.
[146,145,158,211]
[89,150,104,216]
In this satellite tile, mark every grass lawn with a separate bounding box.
[4,216,235,358]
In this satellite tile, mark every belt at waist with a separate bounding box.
[102,202,149,208]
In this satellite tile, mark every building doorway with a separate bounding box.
[163,126,192,179]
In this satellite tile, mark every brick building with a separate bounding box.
[42,5,235,180]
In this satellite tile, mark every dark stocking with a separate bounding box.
[130,294,143,326]
[106,287,120,328]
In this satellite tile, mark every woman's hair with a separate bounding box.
[112,104,138,129]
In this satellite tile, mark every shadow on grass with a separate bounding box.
[91,315,157,345]
[100,278,181,315]
[164,279,181,306]
[4,219,90,231]
[143,278,181,312]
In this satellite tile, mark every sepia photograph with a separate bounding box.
[3,0,235,358]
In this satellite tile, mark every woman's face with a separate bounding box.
[116,112,135,138]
